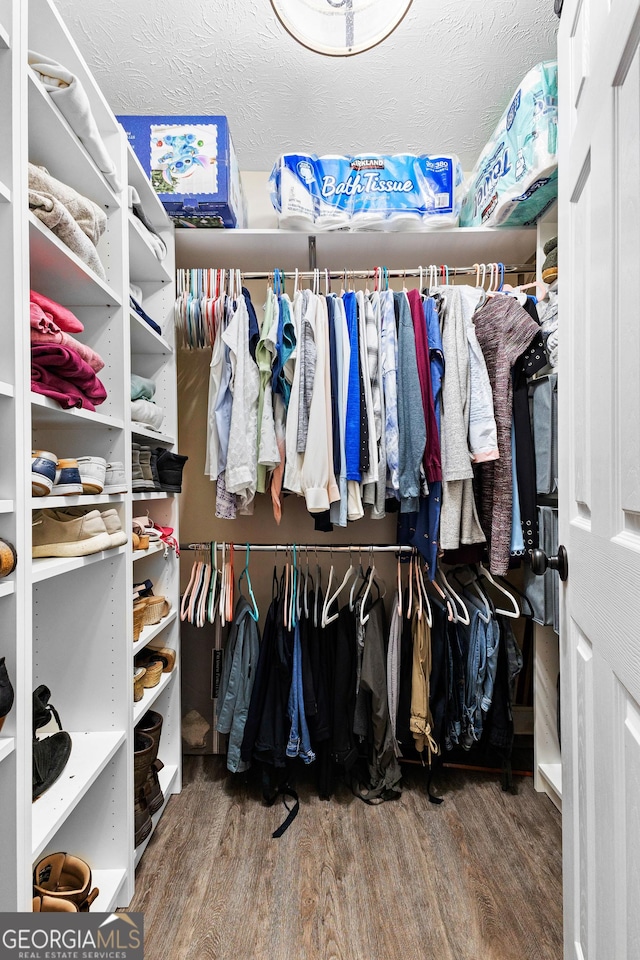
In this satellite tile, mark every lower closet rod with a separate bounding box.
[181,542,416,553]
[180,264,535,282]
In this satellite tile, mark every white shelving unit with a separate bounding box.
[0,0,180,912]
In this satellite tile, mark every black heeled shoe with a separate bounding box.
[0,658,14,732]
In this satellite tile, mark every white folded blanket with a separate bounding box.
[131,398,164,431]
[29,50,122,193]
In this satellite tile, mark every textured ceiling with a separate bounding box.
[56,0,558,171]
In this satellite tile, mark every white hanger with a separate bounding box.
[396,553,403,618]
[359,547,380,625]
[477,563,521,618]
[437,568,471,625]
[455,567,492,624]
[322,555,355,628]
[207,541,218,624]
[415,556,433,627]
[349,547,367,611]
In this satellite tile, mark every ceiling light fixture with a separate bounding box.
[271,0,413,57]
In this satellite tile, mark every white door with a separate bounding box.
[559,1,640,958]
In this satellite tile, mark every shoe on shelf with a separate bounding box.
[103,461,128,495]
[32,450,58,497]
[0,657,14,732]
[51,459,84,497]
[138,446,156,492]
[33,732,72,800]
[97,509,128,548]
[33,853,99,912]
[135,710,164,815]
[133,579,154,600]
[155,449,188,493]
[135,653,162,688]
[134,666,146,702]
[147,646,175,673]
[32,895,78,913]
[0,539,17,579]
[133,600,146,641]
[131,443,146,492]
[76,456,107,495]
[32,510,112,559]
[134,731,154,846]
[137,595,171,626]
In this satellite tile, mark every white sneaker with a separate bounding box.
[76,456,107,495]
[103,462,128,495]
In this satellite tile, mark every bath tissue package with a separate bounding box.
[269,153,465,231]
[460,60,558,228]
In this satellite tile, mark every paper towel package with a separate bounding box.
[269,153,465,231]
[460,60,558,228]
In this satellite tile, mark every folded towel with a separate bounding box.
[30,307,105,373]
[131,374,156,401]
[130,295,162,336]
[30,189,107,281]
[28,163,106,246]
[30,290,84,334]
[31,343,107,411]
[28,51,122,193]
[129,186,167,261]
[131,398,164,431]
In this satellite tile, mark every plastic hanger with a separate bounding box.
[476,563,520,618]
[226,543,234,624]
[322,553,354,628]
[349,547,367,611]
[396,553,403,617]
[359,547,381,625]
[453,566,492,624]
[313,547,322,628]
[196,558,212,628]
[238,543,259,622]
[180,554,201,622]
[415,556,433,627]
[207,541,218,624]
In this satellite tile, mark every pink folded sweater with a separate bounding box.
[30,289,84,333]
[31,343,107,411]
[30,303,104,373]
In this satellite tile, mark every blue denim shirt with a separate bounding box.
[217,596,261,773]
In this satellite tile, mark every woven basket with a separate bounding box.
[133,667,146,701]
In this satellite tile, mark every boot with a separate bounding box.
[134,730,153,846]
[0,657,14,732]
[33,685,72,801]
[138,446,155,491]
[135,710,164,815]
[33,853,99,912]
[155,449,188,493]
[131,443,146,492]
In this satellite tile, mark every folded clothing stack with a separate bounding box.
[28,50,121,193]
[28,162,107,279]
[129,186,167,261]
[30,290,107,411]
[131,374,164,432]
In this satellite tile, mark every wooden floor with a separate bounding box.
[129,756,563,960]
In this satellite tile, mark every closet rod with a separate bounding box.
[178,264,535,282]
[181,542,416,554]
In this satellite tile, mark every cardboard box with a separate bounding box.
[117,115,247,228]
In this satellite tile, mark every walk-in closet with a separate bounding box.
[1,1,639,959]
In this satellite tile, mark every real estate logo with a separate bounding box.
[0,912,144,960]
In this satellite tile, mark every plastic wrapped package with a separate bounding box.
[269,153,465,231]
[460,60,558,228]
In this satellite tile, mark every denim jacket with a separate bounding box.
[217,596,260,773]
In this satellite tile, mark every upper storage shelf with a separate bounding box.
[28,70,119,212]
[175,226,538,273]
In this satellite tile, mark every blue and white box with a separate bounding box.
[269,153,464,231]
[460,61,558,227]
[117,115,247,227]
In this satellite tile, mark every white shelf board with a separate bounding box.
[538,762,562,799]
[129,214,172,285]
[133,610,178,657]
[132,541,165,562]
[28,70,119,212]
[32,544,126,584]
[0,580,15,598]
[124,140,171,233]
[0,379,14,397]
[133,668,175,724]
[134,764,179,868]
[90,869,128,913]
[131,424,175,446]
[32,729,126,858]
[32,493,126,509]
[175,225,538,273]
[31,393,124,430]
[28,213,122,307]
[0,179,10,203]
[132,491,174,502]
[130,310,172,356]
[0,738,15,764]
[0,20,9,49]
[0,500,14,513]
